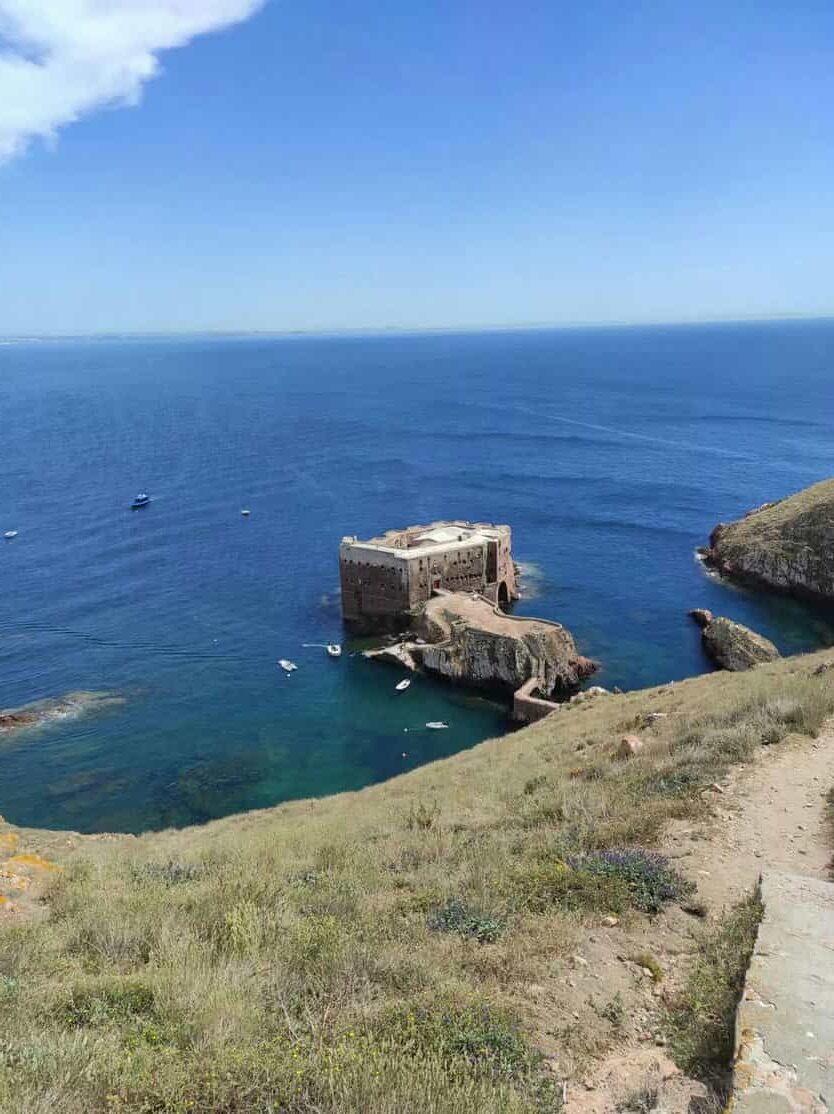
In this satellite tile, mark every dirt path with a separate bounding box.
[565,726,834,1113]
[665,730,834,907]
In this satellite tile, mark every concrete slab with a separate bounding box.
[733,872,834,1113]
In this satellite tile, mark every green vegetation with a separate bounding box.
[568,849,693,913]
[667,891,764,1088]
[427,898,506,943]
[0,651,832,1112]
[617,1080,660,1112]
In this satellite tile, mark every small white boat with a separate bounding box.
[3,531,18,540]
[395,679,411,692]
[278,659,298,672]
[426,721,449,730]
[326,643,342,658]
[241,509,251,516]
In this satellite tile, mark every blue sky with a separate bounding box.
[1,0,833,334]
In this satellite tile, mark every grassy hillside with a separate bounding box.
[2,651,834,1113]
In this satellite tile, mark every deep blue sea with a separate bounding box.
[2,321,833,834]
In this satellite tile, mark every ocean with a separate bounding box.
[2,320,833,833]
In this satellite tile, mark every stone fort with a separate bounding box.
[339,521,518,631]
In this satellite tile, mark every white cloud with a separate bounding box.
[0,0,266,162]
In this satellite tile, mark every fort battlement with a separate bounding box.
[339,521,518,632]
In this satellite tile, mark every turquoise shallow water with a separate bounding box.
[1,321,833,833]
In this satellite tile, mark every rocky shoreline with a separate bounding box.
[701,478,834,603]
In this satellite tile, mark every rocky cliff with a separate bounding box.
[369,592,596,699]
[689,609,780,672]
[703,479,834,601]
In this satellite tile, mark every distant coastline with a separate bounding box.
[2,312,833,345]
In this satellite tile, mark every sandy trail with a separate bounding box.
[566,726,834,1113]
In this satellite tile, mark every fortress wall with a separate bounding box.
[339,545,411,626]
[339,523,517,630]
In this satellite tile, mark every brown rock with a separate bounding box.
[616,734,644,760]
[700,616,780,672]
[688,608,714,629]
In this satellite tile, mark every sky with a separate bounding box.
[1,0,833,335]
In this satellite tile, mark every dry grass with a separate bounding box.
[667,890,764,1092]
[1,650,833,1113]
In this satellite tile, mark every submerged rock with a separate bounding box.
[0,691,124,739]
[689,613,780,672]
[703,478,834,601]
[688,608,714,629]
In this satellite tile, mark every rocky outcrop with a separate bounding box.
[415,594,596,698]
[367,591,596,702]
[0,692,123,738]
[702,479,834,601]
[689,612,780,672]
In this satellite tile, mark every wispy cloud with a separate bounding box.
[0,0,265,162]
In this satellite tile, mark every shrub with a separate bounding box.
[618,1080,659,1112]
[223,899,265,955]
[600,992,626,1027]
[407,800,441,831]
[629,952,663,982]
[315,841,353,872]
[285,914,343,972]
[63,978,156,1027]
[131,859,206,885]
[427,899,505,943]
[379,997,538,1083]
[67,921,153,969]
[568,849,694,913]
[511,860,630,914]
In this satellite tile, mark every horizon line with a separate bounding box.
[1,310,833,342]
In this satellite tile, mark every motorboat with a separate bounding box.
[241,509,251,516]
[3,530,17,540]
[395,679,411,692]
[426,721,449,730]
[278,659,298,672]
[131,492,151,509]
[326,643,342,658]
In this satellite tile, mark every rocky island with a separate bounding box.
[341,520,596,716]
[702,477,834,602]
